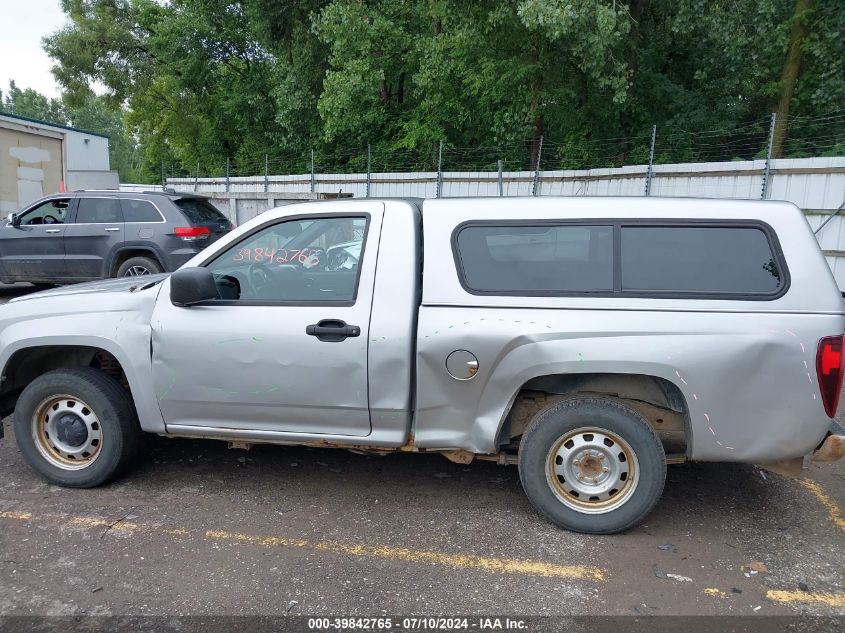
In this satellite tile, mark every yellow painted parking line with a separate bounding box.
[206,529,605,581]
[0,510,32,520]
[767,590,845,608]
[0,509,605,582]
[204,530,309,548]
[800,479,845,532]
[67,516,190,536]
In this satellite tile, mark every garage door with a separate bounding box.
[0,127,64,216]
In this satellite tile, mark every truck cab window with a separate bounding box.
[207,216,368,303]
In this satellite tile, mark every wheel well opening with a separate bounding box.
[0,346,129,417]
[500,373,691,459]
[112,249,161,276]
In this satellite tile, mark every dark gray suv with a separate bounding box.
[0,191,233,284]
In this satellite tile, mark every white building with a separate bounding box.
[0,111,119,216]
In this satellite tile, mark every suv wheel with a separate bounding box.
[116,256,163,277]
[518,397,666,534]
[13,368,141,487]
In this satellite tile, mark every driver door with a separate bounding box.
[0,197,71,281]
[150,204,383,438]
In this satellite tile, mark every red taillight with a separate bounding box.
[174,226,210,241]
[816,335,845,417]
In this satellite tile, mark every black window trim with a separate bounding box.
[193,211,372,308]
[451,218,790,301]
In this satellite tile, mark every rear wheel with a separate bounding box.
[116,256,163,277]
[518,397,665,534]
[13,368,141,487]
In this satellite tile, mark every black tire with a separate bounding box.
[518,397,665,534]
[13,367,141,487]
[115,256,163,277]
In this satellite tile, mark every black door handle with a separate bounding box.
[306,319,361,342]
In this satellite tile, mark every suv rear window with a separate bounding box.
[174,199,228,224]
[454,221,786,299]
[620,226,782,294]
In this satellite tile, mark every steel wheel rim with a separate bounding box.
[124,266,151,276]
[31,395,103,470]
[546,426,639,514]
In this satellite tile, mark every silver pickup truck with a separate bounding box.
[1,197,843,534]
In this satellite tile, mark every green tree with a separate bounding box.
[46,0,287,179]
[1,80,67,122]
[40,0,845,181]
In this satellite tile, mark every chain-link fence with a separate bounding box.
[151,110,845,197]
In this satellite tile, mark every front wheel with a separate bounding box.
[13,368,141,487]
[518,397,666,534]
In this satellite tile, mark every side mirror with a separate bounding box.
[8,212,20,227]
[170,267,219,306]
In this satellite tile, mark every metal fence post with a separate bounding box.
[497,159,504,197]
[366,144,371,198]
[160,161,165,188]
[436,141,443,198]
[264,154,268,193]
[310,149,315,194]
[225,157,230,193]
[194,162,199,192]
[644,124,657,196]
[532,135,544,196]
[761,112,777,200]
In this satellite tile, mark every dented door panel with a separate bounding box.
[151,303,373,436]
[149,203,385,437]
